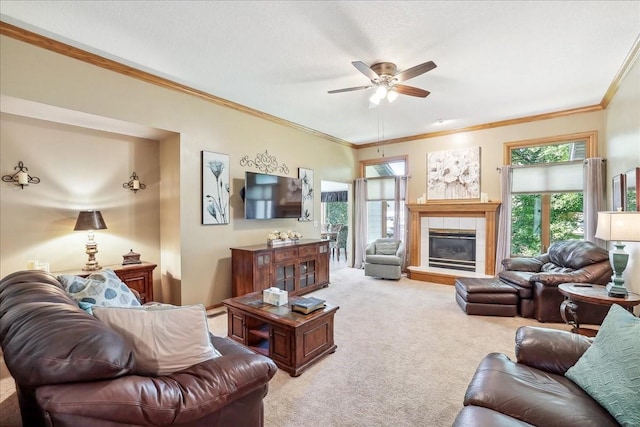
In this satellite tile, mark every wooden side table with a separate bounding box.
[558,283,640,337]
[54,262,157,303]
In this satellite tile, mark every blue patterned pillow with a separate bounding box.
[59,269,141,310]
[565,304,640,427]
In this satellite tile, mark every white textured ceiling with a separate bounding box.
[1,1,638,145]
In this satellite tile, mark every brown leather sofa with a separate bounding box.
[499,240,611,323]
[453,326,620,426]
[0,270,278,427]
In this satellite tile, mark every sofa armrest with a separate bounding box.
[36,351,278,426]
[531,260,612,287]
[515,326,592,375]
[501,257,544,272]
[366,243,375,255]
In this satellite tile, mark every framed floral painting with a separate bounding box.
[299,167,314,221]
[202,151,230,225]
[427,147,480,200]
[612,173,626,211]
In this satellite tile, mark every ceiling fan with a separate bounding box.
[328,60,436,105]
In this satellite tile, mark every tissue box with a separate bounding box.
[263,287,288,306]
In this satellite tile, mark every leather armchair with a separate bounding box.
[453,326,619,426]
[364,238,405,280]
[499,240,612,323]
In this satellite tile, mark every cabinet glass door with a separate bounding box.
[299,259,316,288]
[274,263,295,292]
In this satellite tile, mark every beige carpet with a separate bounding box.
[0,268,566,426]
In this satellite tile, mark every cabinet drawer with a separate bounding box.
[274,248,298,262]
[298,245,317,257]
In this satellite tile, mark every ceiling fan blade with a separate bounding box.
[352,61,380,81]
[394,84,430,98]
[394,61,437,82]
[328,85,372,94]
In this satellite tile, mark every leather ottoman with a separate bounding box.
[455,277,519,317]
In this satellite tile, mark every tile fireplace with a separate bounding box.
[406,202,501,285]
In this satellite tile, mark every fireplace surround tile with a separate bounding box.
[460,217,476,230]
[428,217,444,228]
[443,217,460,229]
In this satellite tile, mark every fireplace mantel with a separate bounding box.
[406,202,501,285]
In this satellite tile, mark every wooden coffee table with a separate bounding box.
[558,283,640,337]
[222,293,338,376]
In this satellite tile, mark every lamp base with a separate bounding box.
[82,241,102,272]
[606,282,628,298]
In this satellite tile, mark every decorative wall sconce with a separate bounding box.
[2,161,41,189]
[122,172,146,193]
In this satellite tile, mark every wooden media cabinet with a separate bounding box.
[231,239,330,297]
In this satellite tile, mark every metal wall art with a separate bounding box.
[2,161,40,189]
[299,167,314,221]
[202,151,230,225]
[239,150,289,175]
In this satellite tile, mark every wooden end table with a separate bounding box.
[558,283,640,337]
[53,262,156,303]
[222,293,338,376]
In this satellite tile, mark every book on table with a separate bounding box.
[291,297,326,314]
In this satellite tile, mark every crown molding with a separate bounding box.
[600,34,640,109]
[356,104,603,149]
[2,20,634,151]
[0,21,355,149]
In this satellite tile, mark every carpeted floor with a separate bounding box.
[0,268,567,426]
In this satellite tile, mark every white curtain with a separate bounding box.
[495,166,512,274]
[353,178,368,269]
[583,158,606,245]
[394,176,409,270]
[393,176,407,239]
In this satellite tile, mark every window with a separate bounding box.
[505,132,596,256]
[361,156,408,243]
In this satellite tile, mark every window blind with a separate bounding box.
[366,177,407,201]
[511,161,583,193]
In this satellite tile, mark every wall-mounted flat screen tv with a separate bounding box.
[244,171,302,219]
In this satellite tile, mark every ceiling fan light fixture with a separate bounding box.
[369,92,382,105]
[375,86,388,98]
[386,90,399,103]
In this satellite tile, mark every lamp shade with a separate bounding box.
[74,210,107,231]
[594,211,640,242]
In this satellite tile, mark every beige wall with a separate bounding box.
[0,112,161,279]
[0,35,357,306]
[603,57,640,298]
[355,111,605,203]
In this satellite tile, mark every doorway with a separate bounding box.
[320,180,351,272]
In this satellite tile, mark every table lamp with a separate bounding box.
[594,211,640,297]
[74,210,108,271]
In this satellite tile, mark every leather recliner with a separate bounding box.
[499,240,612,323]
[453,326,619,426]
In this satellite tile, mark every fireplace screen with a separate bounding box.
[428,228,476,272]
